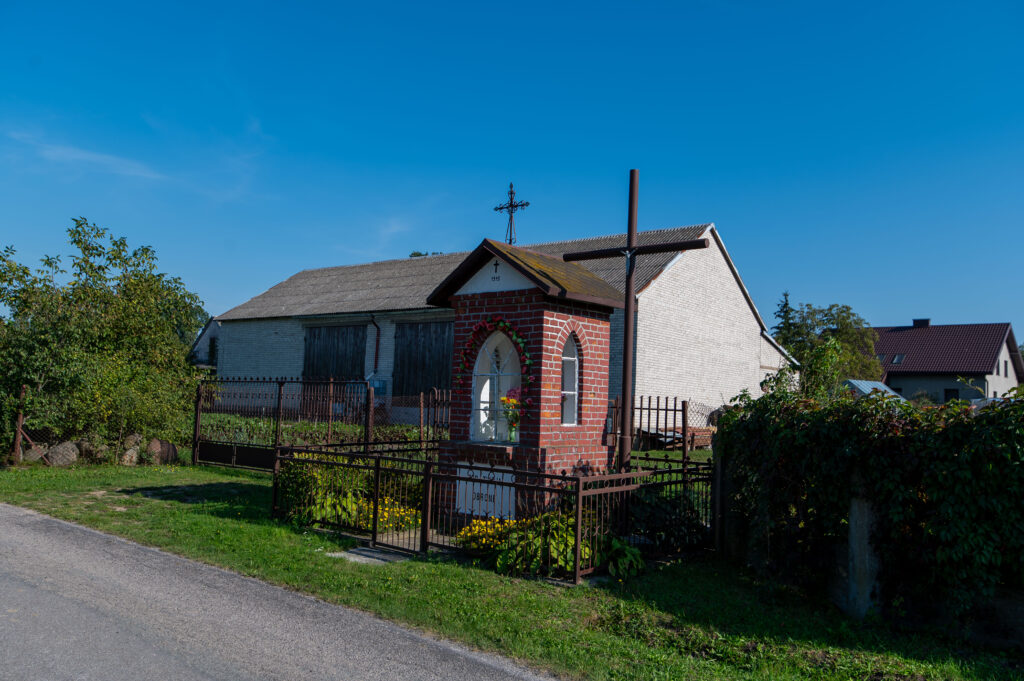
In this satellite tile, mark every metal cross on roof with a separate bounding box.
[563,170,709,470]
[494,182,529,245]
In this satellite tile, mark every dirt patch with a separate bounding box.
[86,490,107,498]
[111,506,128,512]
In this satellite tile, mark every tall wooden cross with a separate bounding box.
[494,182,529,245]
[563,169,709,470]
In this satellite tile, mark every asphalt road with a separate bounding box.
[0,504,553,681]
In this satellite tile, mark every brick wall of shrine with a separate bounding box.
[442,289,615,474]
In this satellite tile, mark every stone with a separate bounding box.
[77,440,110,463]
[23,443,48,463]
[48,441,80,466]
[124,433,144,449]
[120,447,139,466]
[145,438,179,465]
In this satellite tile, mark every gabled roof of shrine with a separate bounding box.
[426,239,625,309]
[218,224,710,320]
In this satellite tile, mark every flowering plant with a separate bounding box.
[500,387,522,433]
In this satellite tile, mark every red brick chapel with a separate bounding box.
[427,239,622,477]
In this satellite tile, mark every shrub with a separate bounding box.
[716,384,1024,617]
[455,511,645,580]
[1,219,206,452]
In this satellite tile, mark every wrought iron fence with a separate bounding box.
[192,377,450,469]
[273,446,714,582]
[607,396,720,453]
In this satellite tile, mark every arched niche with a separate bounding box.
[471,332,522,442]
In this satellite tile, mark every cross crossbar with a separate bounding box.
[563,238,709,262]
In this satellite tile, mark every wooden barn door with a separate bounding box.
[303,325,367,379]
[392,321,453,398]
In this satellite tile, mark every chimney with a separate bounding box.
[912,318,930,328]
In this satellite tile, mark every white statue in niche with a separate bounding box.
[471,332,522,442]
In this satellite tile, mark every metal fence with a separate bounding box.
[607,396,720,452]
[192,377,450,470]
[273,445,714,582]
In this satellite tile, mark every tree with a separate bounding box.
[0,218,206,447]
[771,295,883,383]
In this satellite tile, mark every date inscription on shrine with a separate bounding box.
[456,464,515,519]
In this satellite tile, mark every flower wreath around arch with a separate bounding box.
[453,316,535,401]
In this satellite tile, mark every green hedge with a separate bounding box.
[715,386,1024,617]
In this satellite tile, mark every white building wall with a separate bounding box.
[633,237,787,409]
[985,342,1020,398]
[760,335,789,373]
[218,318,305,379]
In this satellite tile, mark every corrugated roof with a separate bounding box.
[874,322,1023,379]
[218,225,711,321]
[842,379,904,399]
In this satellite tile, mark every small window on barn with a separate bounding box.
[891,354,905,365]
[471,333,521,442]
[561,338,579,425]
[1005,360,1009,377]
[876,354,886,363]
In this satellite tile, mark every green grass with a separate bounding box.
[1,464,1020,681]
[633,448,713,464]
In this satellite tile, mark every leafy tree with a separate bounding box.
[1,218,206,447]
[771,295,882,383]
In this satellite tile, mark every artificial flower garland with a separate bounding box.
[453,315,535,394]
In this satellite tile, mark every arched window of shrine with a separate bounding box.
[471,332,522,442]
[561,337,579,426]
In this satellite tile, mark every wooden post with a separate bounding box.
[418,392,425,447]
[10,384,26,465]
[363,385,375,453]
[682,400,689,461]
[573,474,585,584]
[420,459,433,553]
[191,383,203,465]
[274,381,286,448]
[271,452,282,518]
[371,454,382,547]
[326,378,334,444]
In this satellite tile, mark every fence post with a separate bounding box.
[363,385,375,453]
[274,381,286,448]
[10,384,27,465]
[327,378,334,444]
[271,449,282,518]
[192,383,203,465]
[682,400,689,460]
[418,392,425,447]
[573,474,584,584]
[420,459,433,553]
[371,454,382,547]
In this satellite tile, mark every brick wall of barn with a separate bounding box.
[217,318,306,378]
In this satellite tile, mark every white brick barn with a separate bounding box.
[207,225,794,411]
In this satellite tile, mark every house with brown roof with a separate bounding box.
[874,319,1023,403]
[207,224,794,413]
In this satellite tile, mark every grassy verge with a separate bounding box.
[0,464,1019,681]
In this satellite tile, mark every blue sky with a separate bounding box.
[2,1,1022,335]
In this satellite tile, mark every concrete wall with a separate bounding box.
[633,233,788,408]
